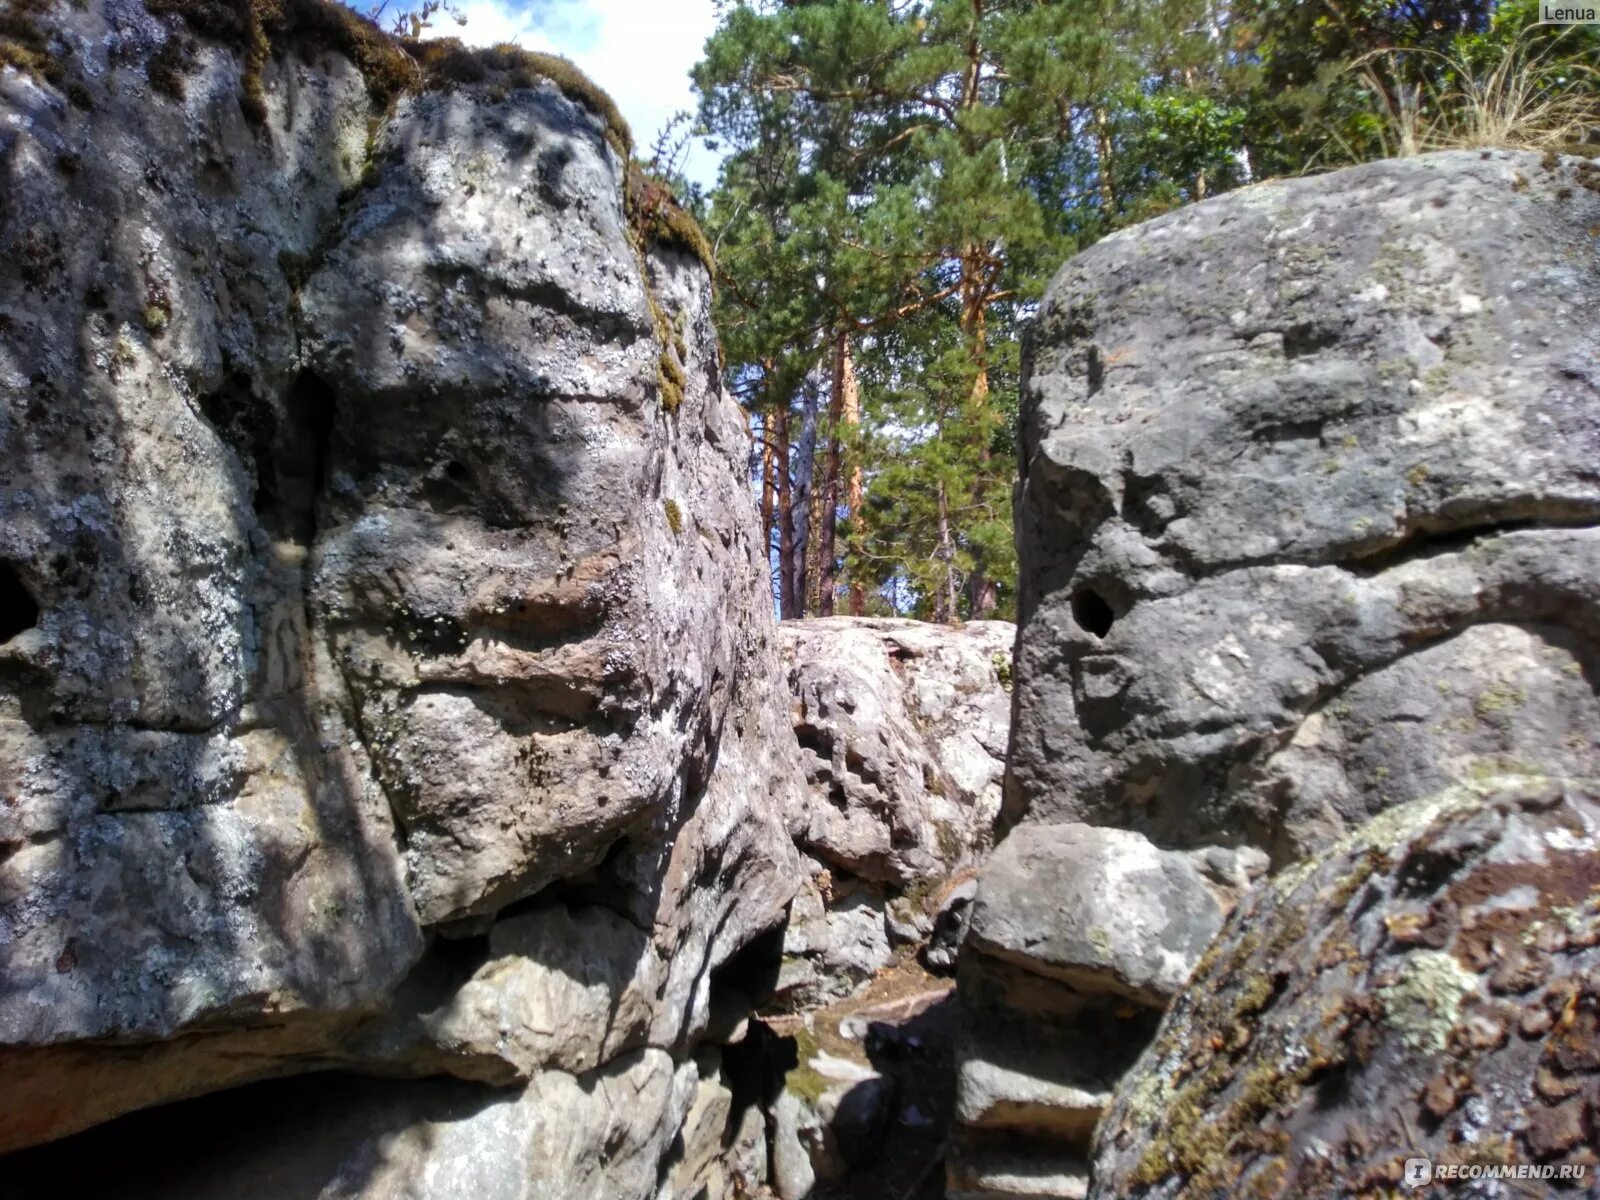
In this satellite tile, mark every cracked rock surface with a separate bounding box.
[0,0,799,1178]
[1008,149,1600,864]
[773,617,1013,1007]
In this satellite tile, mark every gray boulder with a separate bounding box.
[1008,149,1600,863]
[4,1048,699,1200]
[966,823,1222,1006]
[949,825,1217,1198]
[781,616,1013,886]
[773,617,1014,1008]
[0,1,798,1182]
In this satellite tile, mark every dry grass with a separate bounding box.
[625,162,714,271]
[1327,29,1600,163]
[0,0,71,89]
[411,38,632,158]
[76,0,630,153]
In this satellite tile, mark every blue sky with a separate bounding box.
[422,0,725,186]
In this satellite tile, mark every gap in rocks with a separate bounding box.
[0,1069,507,1199]
[0,562,38,643]
[757,955,959,1200]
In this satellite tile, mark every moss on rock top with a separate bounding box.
[3,0,631,158]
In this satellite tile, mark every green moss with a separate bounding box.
[135,0,628,153]
[663,497,683,535]
[785,1026,829,1105]
[142,305,170,335]
[992,651,1012,690]
[142,0,418,122]
[626,163,714,273]
[932,818,964,862]
[0,0,72,90]
[658,348,685,413]
[145,34,191,97]
[112,333,138,370]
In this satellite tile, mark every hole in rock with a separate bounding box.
[1086,344,1105,396]
[710,920,786,1019]
[0,563,39,643]
[1282,321,1339,359]
[197,370,336,544]
[1071,587,1115,638]
[794,722,832,758]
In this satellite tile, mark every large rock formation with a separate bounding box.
[1093,776,1600,1198]
[783,617,1012,889]
[709,617,1018,1200]
[1008,149,1600,864]
[0,0,798,1188]
[961,149,1600,1198]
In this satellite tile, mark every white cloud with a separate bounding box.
[427,0,725,188]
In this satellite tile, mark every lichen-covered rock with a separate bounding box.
[1092,776,1600,1199]
[0,0,799,1172]
[1008,149,1600,863]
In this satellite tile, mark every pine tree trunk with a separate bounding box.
[776,407,797,620]
[789,373,820,618]
[760,420,776,552]
[936,482,959,625]
[817,334,849,616]
[840,340,866,616]
[1095,107,1118,217]
[759,415,777,608]
[959,254,994,616]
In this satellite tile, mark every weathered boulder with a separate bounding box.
[1008,149,1600,864]
[775,616,1012,1007]
[781,616,1013,885]
[775,875,896,1006]
[965,823,1223,1007]
[5,1048,702,1200]
[951,825,1219,1197]
[1092,776,1600,1198]
[0,0,798,1181]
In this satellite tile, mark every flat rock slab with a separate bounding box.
[966,822,1221,1006]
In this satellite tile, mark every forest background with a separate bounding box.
[670,0,1598,622]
